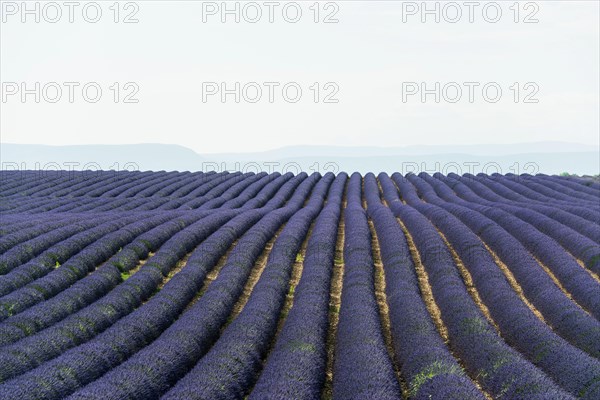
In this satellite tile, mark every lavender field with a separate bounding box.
[0,170,599,400]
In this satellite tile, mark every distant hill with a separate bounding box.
[1,142,598,175]
[0,143,203,172]
[207,142,595,159]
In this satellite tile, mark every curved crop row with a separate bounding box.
[0,170,598,399]
[0,214,144,295]
[400,173,600,321]
[405,192,600,398]
[0,212,202,346]
[382,174,573,399]
[0,213,173,320]
[0,173,321,397]
[424,174,600,276]
[442,173,600,244]
[412,173,600,359]
[159,173,333,400]
[364,174,485,399]
[249,173,347,399]
[0,210,239,384]
[328,173,402,400]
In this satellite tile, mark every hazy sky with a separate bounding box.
[1,1,598,153]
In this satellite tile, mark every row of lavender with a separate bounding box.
[0,172,290,213]
[0,170,599,399]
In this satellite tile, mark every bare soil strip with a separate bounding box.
[482,243,547,324]
[272,225,311,339]
[122,251,155,280]
[437,230,501,335]
[253,223,314,389]
[139,250,195,306]
[376,179,390,207]
[228,232,280,322]
[157,251,192,291]
[184,240,238,312]
[534,256,590,315]
[397,219,449,344]
[369,219,409,399]
[400,220,493,400]
[575,258,600,284]
[322,212,345,400]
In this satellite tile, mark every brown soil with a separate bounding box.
[437,230,501,335]
[369,219,409,398]
[322,210,345,400]
[483,243,547,324]
[398,218,449,343]
[184,240,238,312]
[229,230,280,321]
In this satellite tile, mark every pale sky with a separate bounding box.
[1,1,599,153]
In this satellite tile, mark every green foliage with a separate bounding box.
[410,361,463,396]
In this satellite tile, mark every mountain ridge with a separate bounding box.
[1,142,598,175]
